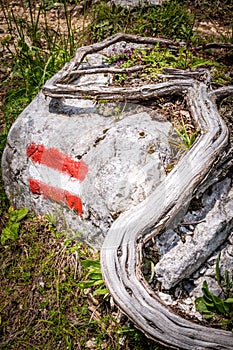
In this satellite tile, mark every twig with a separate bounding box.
[69,65,143,76]
[195,42,233,51]
[210,85,233,102]
[179,219,206,226]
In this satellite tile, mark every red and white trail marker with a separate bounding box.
[27,142,89,215]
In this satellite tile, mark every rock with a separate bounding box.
[110,0,164,9]
[155,228,180,255]
[154,181,233,289]
[2,53,177,248]
[228,232,233,245]
[191,276,223,300]
[157,291,173,305]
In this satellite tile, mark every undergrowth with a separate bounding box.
[88,0,195,43]
[195,253,233,331]
[106,42,232,86]
[0,213,164,349]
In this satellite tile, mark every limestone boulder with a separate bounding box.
[2,54,176,247]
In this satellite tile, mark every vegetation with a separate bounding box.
[78,258,109,297]
[195,254,233,331]
[1,212,164,349]
[107,43,232,87]
[1,206,28,245]
[0,0,232,348]
[174,119,201,150]
[88,0,195,43]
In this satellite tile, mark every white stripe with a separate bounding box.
[28,162,82,196]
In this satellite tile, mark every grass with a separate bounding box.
[0,0,232,348]
[87,0,195,43]
[0,213,164,349]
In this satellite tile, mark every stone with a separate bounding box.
[110,0,164,9]
[2,53,177,248]
[154,178,233,289]
[191,276,223,300]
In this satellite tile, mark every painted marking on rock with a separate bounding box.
[28,179,83,214]
[27,142,88,181]
[28,164,83,195]
[26,143,88,215]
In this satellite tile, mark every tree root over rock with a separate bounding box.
[42,34,233,349]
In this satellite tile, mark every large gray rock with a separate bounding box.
[2,54,177,247]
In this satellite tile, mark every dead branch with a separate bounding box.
[210,85,233,102]
[69,65,143,76]
[195,42,233,51]
[42,33,233,100]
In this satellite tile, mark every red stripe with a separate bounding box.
[28,179,83,215]
[27,143,88,181]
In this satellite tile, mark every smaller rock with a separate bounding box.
[228,232,233,245]
[154,185,233,289]
[110,0,164,9]
[157,291,173,305]
[155,228,180,255]
[191,276,223,300]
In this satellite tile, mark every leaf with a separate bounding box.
[10,222,20,235]
[225,298,233,304]
[78,280,95,289]
[93,280,105,287]
[224,270,232,297]
[1,223,20,245]
[211,295,226,314]
[223,302,231,314]
[81,259,100,269]
[93,287,108,296]
[189,130,200,146]
[203,301,216,313]
[202,281,213,302]
[1,228,10,245]
[192,59,214,68]
[195,297,208,312]
[88,272,103,280]
[10,207,28,222]
[203,313,215,319]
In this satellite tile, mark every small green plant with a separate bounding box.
[174,119,201,150]
[79,258,109,296]
[1,206,28,244]
[195,254,233,331]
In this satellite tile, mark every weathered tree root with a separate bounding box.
[100,81,233,350]
[210,85,233,102]
[42,34,233,349]
[42,33,233,99]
